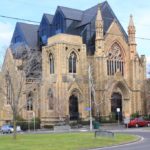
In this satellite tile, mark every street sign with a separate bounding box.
[85,107,91,111]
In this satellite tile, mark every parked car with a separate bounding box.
[1,125,21,134]
[1,125,14,134]
[125,117,150,128]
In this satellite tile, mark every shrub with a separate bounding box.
[16,116,28,131]
[79,120,90,125]
[69,122,77,127]
[30,117,41,130]
[130,112,139,119]
[16,116,41,131]
[143,115,150,120]
[100,113,117,123]
[43,125,54,129]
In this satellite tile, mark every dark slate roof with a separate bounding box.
[76,4,99,27]
[44,13,54,24]
[56,1,128,42]
[75,1,128,41]
[18,22,39,49]
[10,1,128,56]
[58,6,83,21]
[101,1,128,41]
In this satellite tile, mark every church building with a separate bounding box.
[0,1,146,126]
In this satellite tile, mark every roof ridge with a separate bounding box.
[44,13,54,16]
[43,13,54,24]
[83,1,106,13]
[17,22,39,27]
[58,5,83,12]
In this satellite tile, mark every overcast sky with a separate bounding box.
[0,0,150,76]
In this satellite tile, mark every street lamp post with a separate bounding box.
[32,111,35,132]
[116,108,120,125]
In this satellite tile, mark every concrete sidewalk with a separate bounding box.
[14,123,150,135]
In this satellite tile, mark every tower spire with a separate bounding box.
[95,4,104,56]
[128,14,136,59]
[96,4,103,22]
[128,14,136,44]
[129,15,134,26]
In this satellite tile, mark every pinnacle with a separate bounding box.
[129,14,134,27]
[96,4,103,21]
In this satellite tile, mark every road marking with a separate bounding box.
[90,135,144,150]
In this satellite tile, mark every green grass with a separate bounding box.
[0,132,138,150]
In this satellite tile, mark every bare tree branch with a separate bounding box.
[0,42,41,139]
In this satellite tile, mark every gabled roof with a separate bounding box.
[10,1,128,55]
[55,1,127,42]
[58,6,83,21]
[14,22,39,49]
[76,4,99,27]
[102,2,128,41]
[75,1,127,41]
[44,13,54,24]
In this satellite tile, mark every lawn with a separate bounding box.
[0,132,138,150]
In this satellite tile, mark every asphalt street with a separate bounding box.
[94,130,150,150]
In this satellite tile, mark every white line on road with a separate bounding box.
[90,135,144,150]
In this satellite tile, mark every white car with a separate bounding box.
[1,125,14,134]
[1,125,21,134]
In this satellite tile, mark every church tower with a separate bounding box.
[95,4,104,56]
[128,15,136,59]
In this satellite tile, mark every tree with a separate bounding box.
[0,43,41,139]
[148,64,150,79]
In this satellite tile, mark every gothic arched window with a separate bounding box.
[27,92,33,111]
[107,43,124,76]
[48,89,54,110]
[49,53,54,74]
[69,52,77,73]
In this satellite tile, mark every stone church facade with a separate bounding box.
[0,1,146,126]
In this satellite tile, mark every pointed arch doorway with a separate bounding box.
[111,92,123,121]
[69,94,79,120]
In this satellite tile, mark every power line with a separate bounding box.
[1,7,150,28]
[2,0,150,28]
[107,33,150,41]
[86,29,150,41]
[1,14,150,41]
[0,15,40,24]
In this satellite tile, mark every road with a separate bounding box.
[94,129,150,150]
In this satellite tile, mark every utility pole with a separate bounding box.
[88,65,93,131]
